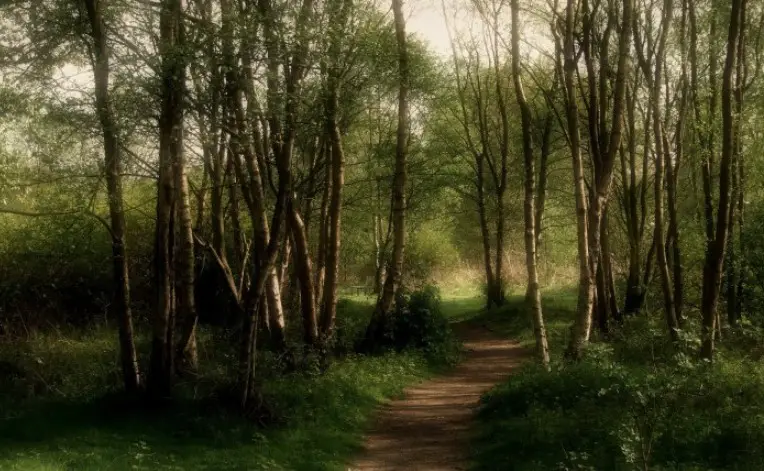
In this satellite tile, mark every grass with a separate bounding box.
[0,352,432,471]
[469,286,764,471]
[466,286,576,351]
[0,292,484,471]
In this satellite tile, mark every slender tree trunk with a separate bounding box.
[535,115,553,258]
[315,142,331,309]
[84,0,141,392]
[602,213,620,323]
[623,87,647,315]
[148,0,185,400]
[511,0,550,368]
[320,70,346,339]
[562,0,594,359]
[365,0,409,344]
[492,8,509,308]
[373,204,384,295]
[266,269,286,349]
[700,0,745,360]
[494,196,506,306]
[476,156,496,308]
[727,14,746,327]
[654,118,679,340]
[174,130,198,372]
[634,0,679,340]
[279,237,292,305]
[289,206,319,346]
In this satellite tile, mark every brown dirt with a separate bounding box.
[348,322,529,471]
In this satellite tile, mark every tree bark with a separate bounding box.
[83,0,141,393]
[289,204,319,346]
[510,0,550,368]
[149,0,185,400]
[561,0,594,359]
[174,125,198,372]
[365,0,409,344]
[320,26,347,338]
[565,0,632,358]
[634,0,679,340]
[700,0,745,360]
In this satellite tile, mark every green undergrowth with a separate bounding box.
[0,351,432,471]
[472,288,764,471]
[466,287,576,350]
[0,290,475,471]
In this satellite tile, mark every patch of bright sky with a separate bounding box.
[408,0,553,59]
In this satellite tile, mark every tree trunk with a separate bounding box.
[266,269,286,349]
[700,0,745,360]
[149,0,185,400]
[84,0,141,393]
[315,142,331,310]
[727,13,746,328]
[535,114,553,258]
[562,0,594,359]
[174,129,198,372]
[634,0,679,340]
[622,86,647,316]
[365,0,409,344]
[289,205,319,346]
[476,155,496,308]
[566,0,631,359]
[320,61,346,339]
[510,0,550,368]
[654,117,679,340]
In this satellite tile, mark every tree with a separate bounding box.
[149,0,186,400]
[509,0,550,368]
[442,0,512,309]
[634,0,680,341]
[564,0,633,359]
[700,0,747,360]
[365,0,410,345]
[82,0,141,393]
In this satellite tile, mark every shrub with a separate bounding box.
[403,226,461,289]
[475,346,764,471]
[364,285,462,366]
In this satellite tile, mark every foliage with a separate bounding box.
[403,223,462,288]
[362,285,462,366]
[0,303,449,471]
[473,293,764,471]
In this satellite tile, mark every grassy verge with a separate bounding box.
[471,287,764,471]
[0,293,473,471]
[0,351,433,471]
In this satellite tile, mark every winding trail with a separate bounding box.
[348,321,528,470]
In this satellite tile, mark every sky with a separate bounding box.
[407,0,552,59]
[408,0,457,56]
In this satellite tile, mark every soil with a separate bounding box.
[348,321,528,470]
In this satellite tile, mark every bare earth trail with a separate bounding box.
[349,321,528,470]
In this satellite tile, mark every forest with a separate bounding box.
[0,0,763,469]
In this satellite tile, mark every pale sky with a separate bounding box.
[407,0,552,59]
[408,0,456,56]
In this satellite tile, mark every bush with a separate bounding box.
[475,343,764,471]
[331,298,375,355]
[403,226,461,289]
[365,285,462,365]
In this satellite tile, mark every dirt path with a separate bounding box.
[348,322,528,471]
